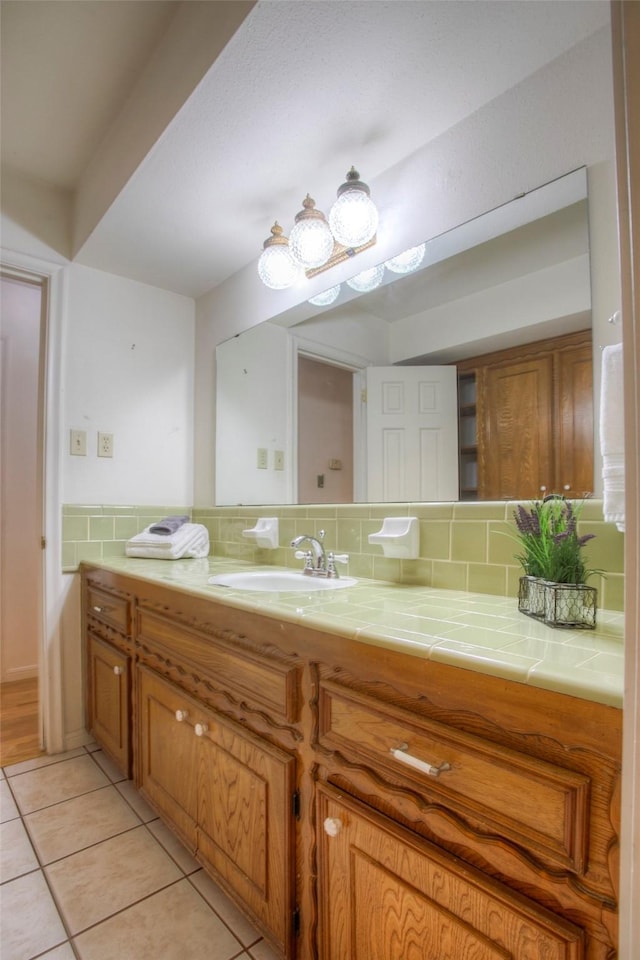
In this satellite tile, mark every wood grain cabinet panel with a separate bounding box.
[317,785,585,960]
[318,681,590,873]
[86,584,131,634]
[87,633,131,776]
[137,665,296,957]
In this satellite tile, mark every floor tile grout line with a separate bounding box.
[185,869,265,952]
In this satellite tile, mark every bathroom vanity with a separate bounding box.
[82,559,622,959]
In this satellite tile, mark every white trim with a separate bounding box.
[1,247,66,755]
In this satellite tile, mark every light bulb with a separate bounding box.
[289,195,334,269]
[346,264,385,292]
[329,167,378,248]
[257,222,302,289]
[308,284,341,306]
[385,243,426,274]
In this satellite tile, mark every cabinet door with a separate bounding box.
[197,716,296,957]
[317,785,584,960]
[88,633,131,776]
[138,667,199,852]
[555,343,593,497]
[481,356,554,500]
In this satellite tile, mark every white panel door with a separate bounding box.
[366,366,459,502]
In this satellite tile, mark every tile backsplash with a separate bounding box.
[62,500,625,611]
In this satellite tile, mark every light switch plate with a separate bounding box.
[70,429,87,456]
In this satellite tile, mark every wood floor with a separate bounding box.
[0,677,44,766]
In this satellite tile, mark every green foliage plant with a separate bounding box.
[512,497,598,585]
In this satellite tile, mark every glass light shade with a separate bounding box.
[329,189,378,248]
[346,264,385,293]
[308,284,341,306]
[385,243,426,274]
[258,223,302,289]
[289,195,334,269]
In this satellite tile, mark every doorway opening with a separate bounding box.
[297,355,355,504]
[0,271,47,765]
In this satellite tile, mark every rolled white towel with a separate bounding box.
[599,343,625,532]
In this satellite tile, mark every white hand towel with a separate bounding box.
[126,523,210,559]
[599,342,625,532]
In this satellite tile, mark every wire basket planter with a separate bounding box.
[518,576,597,629]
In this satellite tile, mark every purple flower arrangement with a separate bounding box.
[513,497,597,585]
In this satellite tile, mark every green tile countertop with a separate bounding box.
[84,557,624,710]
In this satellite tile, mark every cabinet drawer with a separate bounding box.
[86,584,131,634]
[137,607,299,723]
[318,681,590,873]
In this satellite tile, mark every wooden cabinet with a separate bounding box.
[317,785,584,960]
[138,666,296,954]
[84,581,133,777]
[82,566,621,960]
[457,331,593,500]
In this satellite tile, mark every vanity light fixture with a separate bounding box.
[258,166,379,290]
[308,284,341,306]
[346,263,385,293]
[385,242,426,274]
[257,222,303,290]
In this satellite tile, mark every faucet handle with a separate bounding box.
[294,550,311,560]
[327,552,349,576]
[330,553,349,564]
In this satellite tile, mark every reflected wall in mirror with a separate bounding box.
[215,169,592,506]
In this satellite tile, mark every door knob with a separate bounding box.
[113,665,123,676]
[194,722,209,737]
[323,817,343,837]
[175,710,189,722]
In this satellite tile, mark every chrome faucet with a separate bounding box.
[290,529,349,578]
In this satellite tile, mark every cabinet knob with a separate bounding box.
[175,710,189,722]
[113,665,123,676]
[194,722,208,737]
[92,605,102,613]
[539,485,547,492]
[563,483,571,491]
[323,817,343,837]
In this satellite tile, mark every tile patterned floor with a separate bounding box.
[0,745,280,960]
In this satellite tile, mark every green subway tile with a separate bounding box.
[578,499,604,521]
[347,554,374,580]
[602,573,624,611]
[468,563,507,596]
[488,521,518,565]
[61,541,76,570]
[336,504,373,519]
[103,504,137,516]
[75,541,103,563]
[421,521,450,561]
[115,517,139,540]
[372,556,402,582]
[507,566,523,597]
[89,516,115,540]
[580,521,625,575]
[431,561,468,591]
[103,540,126,558]
[63,504,103,516]
[368,505,409,519]
[336,519,362,554]
[63,516,89,541]
[453,502,507,520]
[305,505,338,518]
[451,522,486,563]
[408,503,455,520]
[400,558,432,586]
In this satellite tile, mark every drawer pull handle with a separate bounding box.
[113,666,123,676]
[175,710,189,722]
[194,722,209,737]
[390,744,451,778]
[323,817,343,837]
[92,605,103,613]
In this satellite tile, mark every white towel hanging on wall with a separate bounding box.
[599,342,625,532]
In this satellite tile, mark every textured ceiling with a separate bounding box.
[1,0,610,298]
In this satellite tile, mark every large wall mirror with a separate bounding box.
[216,168,592,506]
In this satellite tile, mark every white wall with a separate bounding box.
[216,323,291,505]
[63,263,195,505]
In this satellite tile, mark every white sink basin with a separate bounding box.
[208,571,357,592]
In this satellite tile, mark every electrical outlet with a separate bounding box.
[274,450,284,471]
[70,429,87,456]
[98,432,114,458]
[257,447,268,469]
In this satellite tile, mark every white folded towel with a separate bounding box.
[126,522,210,560]
[599,342,625,532]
